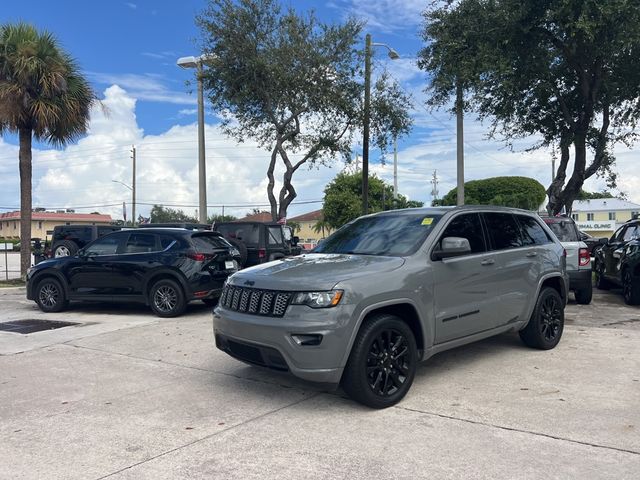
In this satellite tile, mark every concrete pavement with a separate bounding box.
[0,287,638,479]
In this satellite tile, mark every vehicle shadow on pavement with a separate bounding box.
[59,300,217,318]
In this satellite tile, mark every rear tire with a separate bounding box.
[52,240,78,258]
[342,314,417,409]
[574,282,592,305]
[520,287,564,350]
[622,268,640,305]
[149,279,186,317]
[34,277,68,313]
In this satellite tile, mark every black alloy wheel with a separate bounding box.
[149,279,186,317]
[342,314,418,409]
[366,329,411,397]
[35,278,68,313]
[519,287,564,350]
[622,269,640,305]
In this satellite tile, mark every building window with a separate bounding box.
[38,221,43,229]
[632,211,639,219]
[572,214,579,221]
[609,212,616,221]
[587,213,594,221]
[13,221,17,230]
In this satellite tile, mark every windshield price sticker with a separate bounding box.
[421,217,434,226]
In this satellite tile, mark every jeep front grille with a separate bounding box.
[220,286,291,317]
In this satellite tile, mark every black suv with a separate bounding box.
[214,222,300,267]
[27,228,241,317]
[50,224,122,257]
[594,219,640,304]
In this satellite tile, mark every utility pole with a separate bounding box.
[362,33,372,216]
[393,136,398,200]
[456,80,464,206]
[197,61,207,224]
[431,170,439,204]
[131,145,136,226]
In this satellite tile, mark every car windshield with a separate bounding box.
[545,220,578,242]
[314,212,442,256]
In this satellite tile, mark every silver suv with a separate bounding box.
[213,206,568,408]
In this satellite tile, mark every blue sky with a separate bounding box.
[1,0,637,220]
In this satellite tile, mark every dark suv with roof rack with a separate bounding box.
[26,228,241,317]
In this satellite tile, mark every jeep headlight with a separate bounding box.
[290,290,344,308]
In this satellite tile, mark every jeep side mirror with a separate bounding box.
[598,237,608,245]
[292,236,299,245]
[432,237,472,261]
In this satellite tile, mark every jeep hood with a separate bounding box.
[228,253,405,291]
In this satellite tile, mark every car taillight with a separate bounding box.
[258,248,266,259]
[579,248,590,266]
[187,252,207,262]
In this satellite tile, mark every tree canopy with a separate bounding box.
[419,0,640,215]
[323,171,423,229]
[440,176,546,210]
[197,0,412,222]
[0,23,95,277]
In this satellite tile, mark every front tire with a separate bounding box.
[342,314,417,409]
[520,287,564,350]
[622,268,640,305]
[35,277,68,313]
[594,260,610,290]
[149,279,186,317]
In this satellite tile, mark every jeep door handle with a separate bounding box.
[526,252,537,257]
[480,259,495,266]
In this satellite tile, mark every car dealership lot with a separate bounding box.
[1,287,639,479]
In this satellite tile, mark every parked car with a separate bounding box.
[213,221,301,268]
[593,218,640,304]
[50,224,122,257]
[540,215,592,304]
[579,231,607,256]
[213,206,568,408]
[27,228,241,317]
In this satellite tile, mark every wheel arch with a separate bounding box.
[144,269,189,304]
[30,270,69,299]
[342,300,427,368]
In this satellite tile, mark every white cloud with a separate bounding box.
[330,0,426,33]
[178,108,198,117]
[124,2,137,10]
[87,72,196,106]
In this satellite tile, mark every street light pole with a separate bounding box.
[196,62,207,224]
[177,54,209,224]
[361,35,400,216]
[393,136,398,200]
[112,179,134,226]
[362,34,372,216]
[456,80,465,206]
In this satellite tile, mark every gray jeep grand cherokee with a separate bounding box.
[213,206,568,408]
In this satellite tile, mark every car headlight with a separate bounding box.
[290,290,343,308]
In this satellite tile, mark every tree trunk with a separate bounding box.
[19,128,33,280]
[557,132,588,215]
[546,131,571,215]
[266,145,278,221]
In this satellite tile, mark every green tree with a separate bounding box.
[419,0,640,215]
[440,176,546,210]
[0,23,96,278]
[149,205,197,223]
[323,171,423,229]
[575,190,615,200]
[197,0,411,222]
[208,213,238,224]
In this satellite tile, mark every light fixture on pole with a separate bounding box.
[112,180,134,226]
[362,34,400,215]
[177,54,213,224]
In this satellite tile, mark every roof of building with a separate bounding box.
[0,211,113,222]
[234,212,273,223]
[572,199,640,212]
[289,209,324,222]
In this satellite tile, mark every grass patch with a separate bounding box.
[0,279,25,288]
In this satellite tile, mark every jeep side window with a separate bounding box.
[517,215,551,246]
[611,227,625,243]
[268,226,284,246]
[623,226,639,242]
[484,212,523,250]
[439,213,486,254]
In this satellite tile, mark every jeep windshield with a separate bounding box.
[543,219,578,242]
[314,212,443,256]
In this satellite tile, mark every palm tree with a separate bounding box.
[0,23,96,278]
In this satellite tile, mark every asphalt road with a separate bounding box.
[0,286,638,479]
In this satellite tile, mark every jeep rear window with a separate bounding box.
[215,224,260,246]
[191,233,233,251]
[314,213,443,256]
[544,220,578,242]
